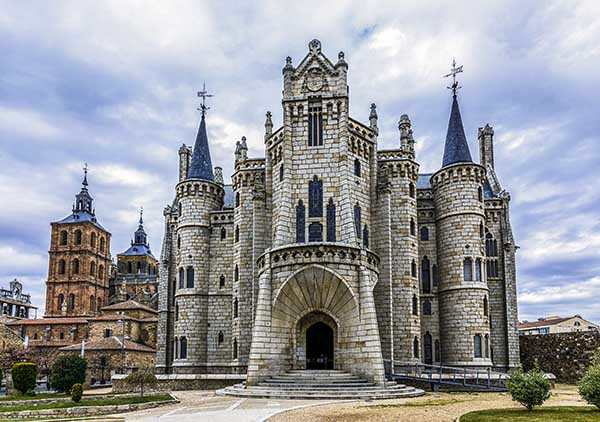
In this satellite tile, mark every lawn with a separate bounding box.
[461,406,600,421]
[0,392,68,402]
[0,394,174,413]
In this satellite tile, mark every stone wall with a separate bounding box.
[520,331,600,383]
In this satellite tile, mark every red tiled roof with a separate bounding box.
[59,337,155,352]
[100,300,157,314]
[7,317,89,326]
[29,340,80,347]
[518,316,574,329]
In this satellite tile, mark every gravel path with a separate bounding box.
[269,384,587,422]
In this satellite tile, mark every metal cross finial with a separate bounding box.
[197,82,214,117]
[444,58,463,97]
[82,162,89,186]
[139,206,143,225]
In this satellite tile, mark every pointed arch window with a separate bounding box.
[475,258,482,281]
[233,338,238,359]
[432,264,439,286]
[480,222,484,238]
[90,261,96,276]
[100,237,105,252]
[420,226,429,241]
[89,295,95,312]
[72,259,80,275]
[412,294,418,316]
[308,222,323,242]
[99,264,104,280]
[410,218,416,236]
[483,296,489,317]
[57,294,64,311]
[478,186,483,202]
[75,230,82,245]
[180,337,187,359]
[59,259,66,275]
[464,258,473,281]
[175,302,179,321]
[234,265,239,282]
[235,225,239,243]
[68,293,75,310]
[474,334,482,358]
[308,176,323,217]
[91,232,97,247]
[218,331,224,345]
[179,268,184,289]
[60,230,68,245]
[219,275,225,289]
[354,203,361,239]
[220,227,226,240]
[174,337,178,358]
[233,297,238,318]
[296,200,306,243]
[308,101,323,147]
[421,256,431,293]
[186,267,194,288]
[177,235,181,250]
[279,164,284,182]
[484,334,490,358]
[423,300,432,315]
[409,183,415,198]
[485,233,498,257]
[326,198,336,242]
[487,260,499,278]
[411,260,417,278]
[363,225,369,248]
[235,192,240,207]
[413,336,419,358]
[354,158,361,177]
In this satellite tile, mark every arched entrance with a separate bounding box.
[306,322,334,369]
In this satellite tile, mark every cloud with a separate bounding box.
[0,1,599,323]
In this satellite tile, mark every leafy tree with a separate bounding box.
[50,354,87,392]
[507,366,551,411]
[71,383,83,402]
[578,350,600,409]
[11,362,37,395]
[124,366,158,397]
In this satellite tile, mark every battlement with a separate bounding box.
[430,162,486,190]
[175,178,224,201]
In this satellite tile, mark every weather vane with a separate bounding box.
[444,58,463,97]
[197,82,214,117]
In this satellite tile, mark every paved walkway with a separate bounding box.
[120,391,337,422]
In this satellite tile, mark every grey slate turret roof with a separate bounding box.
[442,95,473,167]
[188,114,214,180]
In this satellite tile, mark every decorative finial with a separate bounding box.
[444,58,463,97]
[197,82,214,118]
[82,163,88,186]
[139,206,144,225]
[286,56,292,66]
[309,39,321,53]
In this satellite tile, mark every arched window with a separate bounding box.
[218,331,224,345]
[485,233,498,257]
[326,198,336,242]
[463,258,473,281]
[413,336,419,358]
[175,302,179,321]
[99,265,104,280]
[100,237,105,252]
[478,186,483,202]
[59,259,66,275]
[128,262,132,274]
[174,337,178,358]
[186,267,194,288]
[59,332,64,339]
[296,200,306,243]
[354,158,361,177]
[412,294,418,316]
[483,296,489,317]
[279,164,284,182]
[179,268,184,289]
[235,192,240,207]
[423,300,432,315]
[75,230,82,245]
[91,232,97,247]
[484,334,490,358]
[234,265,239,282]
[308,101,323,146]
[233,338,238,359]
[354,203,361,239]
[363,225,369,248]
[90,295,95,312]
[475,258,482,281]
[90,261,96,276]
[411,260,417,278]
[233,297,238,318]
[220,227,226,240]
[409,183,415,198]
[434,339,441,362]
[308,175,323,217]
[420,226,429,241]
[308,222,323,242]
[219,275,225,289]
[180,337,187,359]
[72,259,80,275]
[432,264,438,286]
[68,293,75,310]
[421,256,431,293]
[474,334,482,358]
[177,235,181,249]
[410,218,416,236]
[487,260,499,278]
[235,226,239,242]
[480,222,484,238]
[57,294,64,311]
[60,230,68,245]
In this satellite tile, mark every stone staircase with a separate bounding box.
[217,370,425,400]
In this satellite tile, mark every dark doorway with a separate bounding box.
[424,332,433,365]
[306,321,334,369]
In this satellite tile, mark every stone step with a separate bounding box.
[218,384,424,400]
[258,382,384,388]
[267,377,368,383]
[250,384,407,391]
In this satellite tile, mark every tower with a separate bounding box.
[431,63,491,366]
[45,167,112,317]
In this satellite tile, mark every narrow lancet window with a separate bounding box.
[326,198,336,242]
[296,200,305,243]
[308,176,323,217]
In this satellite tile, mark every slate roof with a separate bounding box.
[223,184,234,208]
[187,114,214,181]
[118,244,156,259]
[56,211,106,231]
[442,95,473,167]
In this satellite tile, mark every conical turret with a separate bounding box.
[187,113,214,180]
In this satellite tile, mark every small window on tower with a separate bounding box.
[220,227,226,240]
[280,164,284,182]
[410,218,416,236]
[75,230,82,245]
[308,101,323,147]
[409,183,415,198]
[420,226,429,241]
[219,275,225,289]
[60,230,68,245]
[354,159,361,177]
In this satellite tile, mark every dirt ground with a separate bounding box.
[270,384,587,422]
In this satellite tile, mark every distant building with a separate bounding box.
[109,210,159,309]
[519,315,599,335]
[0,279,37,319]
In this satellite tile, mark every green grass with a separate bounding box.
[0,394,173,413]
[461,406,600,421]
[0,392,68,402]
[368,398,470,408]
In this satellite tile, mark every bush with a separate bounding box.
[124,366,158,397]
[71,383,83,402]
[50,354,87,393]
[578,362,600,409]
[11,362,37,396]
[507,367,551,411]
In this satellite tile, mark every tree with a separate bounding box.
[507,366,551,411]
[124,366,158,397]
[11,362,37,395]
[71,383,83,402]
[578,351,600,409]
[50,354,87,393]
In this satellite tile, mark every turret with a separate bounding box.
[264,111,273,141]
[178,144,192,182]
[369,103,378,134]
[478,124,495,170]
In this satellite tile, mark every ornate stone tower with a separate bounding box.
[45,168,112,317]
[431,80,491,367]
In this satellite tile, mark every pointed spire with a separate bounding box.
[134,206,148,246]
[138,206,144,227]
[442,94,473,167]
[369,103,378,134]
[74,163,94,214]
[82,163,88,187]
[188,88,215,180]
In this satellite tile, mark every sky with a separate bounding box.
[1,1,599,322]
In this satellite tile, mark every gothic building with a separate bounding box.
[45,170,112,317]
[156,40,520,386]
